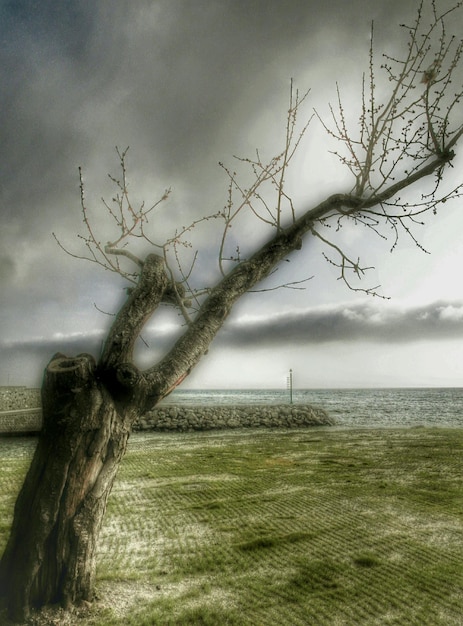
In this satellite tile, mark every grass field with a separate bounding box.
[1,427,463,625]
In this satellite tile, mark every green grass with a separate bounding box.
[1,427,463,625]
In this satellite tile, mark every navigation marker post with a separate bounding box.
[287,369,293,405]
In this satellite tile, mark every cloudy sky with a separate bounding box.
[2,0,463,390]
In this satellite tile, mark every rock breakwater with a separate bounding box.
[0,385,333,433]
[134,404,333,431]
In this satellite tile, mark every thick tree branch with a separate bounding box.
[99,254,168,372]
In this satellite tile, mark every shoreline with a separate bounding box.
[2,387,463,433]
[0,404,334,435]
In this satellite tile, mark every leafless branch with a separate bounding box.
[57,1,463,326]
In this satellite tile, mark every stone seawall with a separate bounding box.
[0,403,333,434]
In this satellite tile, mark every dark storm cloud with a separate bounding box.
[99,0,413,180]
[2,298,462,385]
[0,4,383,276]
[219,301,463,346]
[0,0,418,286]
[0,2,97,220]
[3,301,463,364]
[0,0,412,224]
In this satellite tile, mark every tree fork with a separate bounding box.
[0,255,171,622]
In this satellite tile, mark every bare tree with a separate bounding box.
[1,1,463,621]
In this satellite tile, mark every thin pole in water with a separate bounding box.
[287,369,293,405]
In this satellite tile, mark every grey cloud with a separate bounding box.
[0,254,17,284]
[0,0,413,219]
[218,301,463,346]
[3,299,462,385]
[4,301,463,364]
[0,0,421,234]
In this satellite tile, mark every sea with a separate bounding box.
[160,388,463,429]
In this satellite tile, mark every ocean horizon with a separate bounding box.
[160,387,463,429]
[2,386,463,430]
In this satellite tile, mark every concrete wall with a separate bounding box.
[0,408,42,434]
[0,387,42,434]
[0,387,41,411]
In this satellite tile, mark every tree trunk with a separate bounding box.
[0,353,137,622]
[0,255,172,622]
